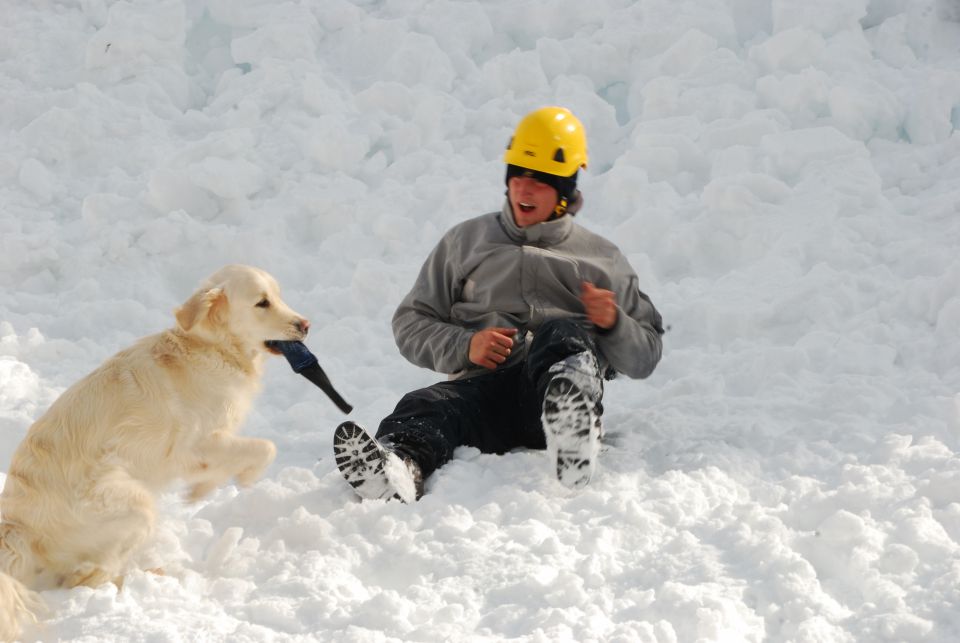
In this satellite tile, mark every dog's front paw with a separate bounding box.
[234,439,277,487]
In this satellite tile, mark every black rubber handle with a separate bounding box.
[266,340,353,414]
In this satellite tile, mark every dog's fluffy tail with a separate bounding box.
[0,524,43,642]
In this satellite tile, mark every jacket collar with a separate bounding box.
[499,193,581,245]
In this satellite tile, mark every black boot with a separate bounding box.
[333,421,424,502]
[541,351,603,489]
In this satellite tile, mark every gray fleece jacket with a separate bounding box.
[392,199,664,380]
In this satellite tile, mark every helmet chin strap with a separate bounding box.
[549,196,569,220]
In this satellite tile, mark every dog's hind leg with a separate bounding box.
[62,470,156,589]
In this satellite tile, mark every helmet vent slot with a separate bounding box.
[553,148,566,163]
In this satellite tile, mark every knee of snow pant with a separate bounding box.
[375,366,526,478]
[524,318,605,419]
[525,318,600,389]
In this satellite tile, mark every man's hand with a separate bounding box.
[469,327,517,370]
[581,281,618,330]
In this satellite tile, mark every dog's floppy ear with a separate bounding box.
[175,287,226,331]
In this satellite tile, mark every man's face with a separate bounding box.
[508,175,559,227]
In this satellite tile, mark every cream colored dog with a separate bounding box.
[0,264,309,640]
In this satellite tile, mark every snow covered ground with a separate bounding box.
[2,0,960,640]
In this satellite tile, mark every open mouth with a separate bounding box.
[518,202,536,213]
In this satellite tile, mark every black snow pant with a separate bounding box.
[376,318,605,478]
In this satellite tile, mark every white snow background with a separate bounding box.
[2,0,960,640]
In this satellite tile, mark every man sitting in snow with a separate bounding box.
[333,106,664,502]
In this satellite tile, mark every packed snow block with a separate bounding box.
[186,157,266,200]
[266,340,352,414]
[701,172,791,211]
[861,0,913,29]
[902,77,960,145]
[699,113,786,152]
[18,159,54,203]
[231,22,320,66]
[136,212,192,255]
[935,297,960,351]
[0,357,43,418]
[759,126,866,179]
[478,49,550,101]
[756,69,831,124]
[81,193,144,228]
[726,0,773,43]
[630,76,681,120]
[383,32,456,92]
[85,0,186,69]
[749,28,826,73]
[85,1,193,110]
[18,108,90,166]
[871,14,919,67]
[147,169,221,220]
[828,82,904,141]
[206,0,316,30]
[772,0,868,36]
[625,130,708,190]
[658,29,719,76]
[939,0,960,21]
[302,114,374,174]
[301,71,358,126]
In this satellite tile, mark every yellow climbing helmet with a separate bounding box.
[503,106,588,178]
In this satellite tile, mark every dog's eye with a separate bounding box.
[255,299,270,309]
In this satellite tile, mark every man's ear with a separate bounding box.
[175,287,225,331]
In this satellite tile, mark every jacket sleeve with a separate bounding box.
[595,253,664,379]
[391,233,475,374]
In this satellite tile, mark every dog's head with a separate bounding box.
[175,265,309,355]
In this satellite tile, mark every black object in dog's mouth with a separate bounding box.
[264,340,353,414]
